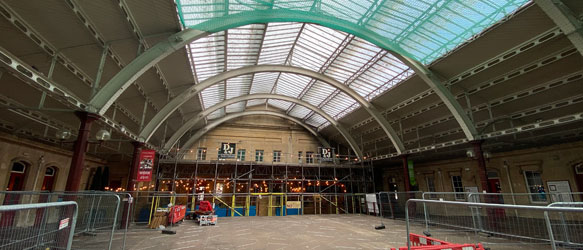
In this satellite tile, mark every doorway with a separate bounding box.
[6,162,27,193]
[486,171,505,222]
[1,161,28,227]
[35,167,57,225]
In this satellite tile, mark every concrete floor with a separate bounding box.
[75,215,554,250]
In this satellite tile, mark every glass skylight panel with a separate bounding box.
[274,73,312,98]
[246,99,265,107]
[188,32,225,82]
[200,82,224,110]
[267,99,292,111]
[325,38,381,83]
[350,54,410,98]
[227,25,265,71]
[226,76,251,99]
[178,0,529,64]
[257,23,302,65]
[207,109,224,120]
[301,81,337,108]
[305,113,328,128]
[177,0,531,128]
[318,0,370,23]
[288,104,312,119]
[249,72,279,94]
[225,102,245,113]
[290,24,346,72]
[177,0,227,27]
[321,92,358,118]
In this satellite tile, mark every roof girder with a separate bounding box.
[161,93,363,159]
[139,64,405,154]
[89,9,480,153]
[535,0,583,56]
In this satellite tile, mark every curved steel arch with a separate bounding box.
[90,9,477,148]
[140,64,405,154]
[162,93,363,159]
[177,110,331,156]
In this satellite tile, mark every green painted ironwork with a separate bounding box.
[176,0,530,64]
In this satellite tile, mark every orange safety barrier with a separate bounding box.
[391,234,486,250]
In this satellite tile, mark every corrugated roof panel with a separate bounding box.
[249,72,279,94]
[274,73,312,98]
[268,99,292,111]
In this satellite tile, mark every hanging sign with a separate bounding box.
[407,160,417,186]
[319,147,333,161]
[137,149,155,182]
[219,143,236,159]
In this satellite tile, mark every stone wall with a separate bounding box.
[380,140,583,203]
[0,132,107,192]
[182,109,326,163]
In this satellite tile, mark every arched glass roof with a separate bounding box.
[177,0,531,129]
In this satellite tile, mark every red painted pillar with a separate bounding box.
[402,155,411,192]
[65,111,99,191]
[471,140,491,193]
[127,142,144,192]
[121,141,143,229]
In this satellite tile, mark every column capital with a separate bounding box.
[131,141,145,148]
[469,139,485,146]
[74,111,100,122]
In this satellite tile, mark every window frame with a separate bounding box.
[237,149,246,161]
[425,175,436,198]
[298,151,302,164]
[523,170,547,204]
[306,151,314,164]
[450,175,465,201]
[255,150,264,162]
[273,150,281,162]
[197,147,207,160]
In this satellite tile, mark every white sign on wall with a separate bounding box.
[547,181,573,202]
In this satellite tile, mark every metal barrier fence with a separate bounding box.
[0,191,127,250]
[0,201,78,250]
[405,199,583,250]
[378,192,422,219]
[468,192,583,206]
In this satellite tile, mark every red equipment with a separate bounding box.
[199,200,212,212]
[391,234,486,250]
[168,205,186,224]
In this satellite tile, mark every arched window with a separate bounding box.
[11,162,26,173]
[7,161,28,192]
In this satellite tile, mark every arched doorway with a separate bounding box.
[6,161,27,192]
[1,161,29,227]
[35,166,58,226]
[41,166,57,191]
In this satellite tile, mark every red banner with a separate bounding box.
[137,149,155,182]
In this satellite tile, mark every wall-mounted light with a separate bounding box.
[466,149,475,158]
[483,151,491,160]
[95,129,111,141]
[55,129,72,140]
